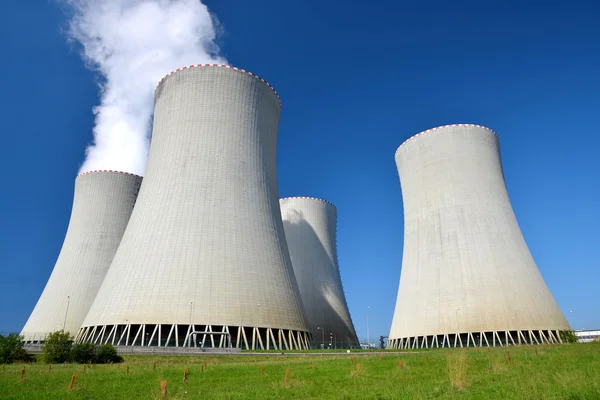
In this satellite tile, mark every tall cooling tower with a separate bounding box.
[280,197,359,349]
[21,171,142,342]
[78,65,310,350]
[388,124,570,349]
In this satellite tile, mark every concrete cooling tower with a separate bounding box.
[78,65,310,350]
[21,171,142,342]
[388,124,570,349]
[280,197,359,349]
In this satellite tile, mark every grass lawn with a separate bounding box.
[1,342,599,399]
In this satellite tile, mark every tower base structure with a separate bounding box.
[388,329,563,349]
[76,324,311,351]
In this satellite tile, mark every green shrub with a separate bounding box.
[70,342,120,364]
[0,333,31,364]
[96,344,121,364]
[41,331,73,363]
[559,330,579,343]
[71,342,97,364]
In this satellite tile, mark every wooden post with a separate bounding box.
[260,364,264,375]
[83,364,86,373]
[507,352,512,364]
[153,362,156,370]
[397,361,403,370]
[425,355,429,363]
[380,353,383,360]
[69,373,77,390]
[183,367,189,382]
[284,368,289,387]
[356,363,361,372]
[64,361,67,367]
[160,380,167,398]
[20,368,25,381]
[535,346,539,355]
[201,363,204,373]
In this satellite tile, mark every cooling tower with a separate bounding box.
[280,197,359,349]
[388,124,570,349]
[21,171,142,342]
[78,64,310,350]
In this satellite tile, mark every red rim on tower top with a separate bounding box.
[76,170,142,179]
[395,124,499,157]
[156,64,282,108]
[280,196,336,208]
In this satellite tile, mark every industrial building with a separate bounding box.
[77,65,311,350]
[388,124,570,349]
[280,197,359,348]
[21,171,142,342]
[575,330,600,343]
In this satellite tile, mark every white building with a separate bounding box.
[575,330,600,343]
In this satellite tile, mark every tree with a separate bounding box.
[96,344,121,364]
[42,331,73,363]
[0,334,30,364]
[71,342,97,364]
[559,330,578,343]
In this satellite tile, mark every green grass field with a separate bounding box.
[1,343,599,399]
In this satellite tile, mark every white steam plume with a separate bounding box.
[62,0,226,175]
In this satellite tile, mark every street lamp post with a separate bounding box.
[515,309,520,345]
[330,333,337,349]
[367,306,370,350]
[317,327,324,349]
[63,296,70,331]
[189,301,194,348]
[455,308,460,346]
[569,310,573,329]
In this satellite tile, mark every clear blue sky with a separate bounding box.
[0,0,598,340]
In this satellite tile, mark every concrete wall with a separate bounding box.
[389,124,569,344]
[80,66,309,347]
[280,197,358,347]
[21,171,142,341]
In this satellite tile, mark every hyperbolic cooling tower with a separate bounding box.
[388,124,570,349]
[78,64,310,350]
[21,171,142,342]
[280,197,359,349]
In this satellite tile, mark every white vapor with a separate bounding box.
[62,0,226,175]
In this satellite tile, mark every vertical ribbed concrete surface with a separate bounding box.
[21,171,142,341]
[280,197,359,348]
[80,66,310,350]
[388,124,569,349]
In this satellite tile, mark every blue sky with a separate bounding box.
[0,0,598,339]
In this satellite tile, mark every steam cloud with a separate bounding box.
[62,0,226,175]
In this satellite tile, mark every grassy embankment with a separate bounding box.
[1,342,599,399]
